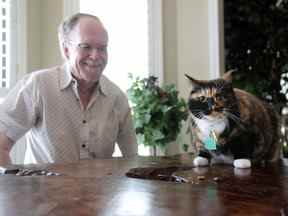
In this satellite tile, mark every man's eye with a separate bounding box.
[97,46,107,52]
[78,43,91,50]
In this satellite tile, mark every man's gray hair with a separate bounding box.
[58,13,101,59]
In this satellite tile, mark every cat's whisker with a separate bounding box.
[226,102,239,108]
[225,112,244,126]
[224,108,238,113]
[190,109,204,112]
[191,112,204,118]
[223,107,239,115]
[194,112,204,119]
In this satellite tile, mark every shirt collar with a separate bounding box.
[59,63,108,96]
[98,76,108,96]
[59,63,74,90]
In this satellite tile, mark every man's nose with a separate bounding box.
[89,48,100,59]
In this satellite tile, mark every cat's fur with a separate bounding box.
[186,71,281,168]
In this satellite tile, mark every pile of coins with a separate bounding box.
[15,169,61,176]
[171,174,223,184]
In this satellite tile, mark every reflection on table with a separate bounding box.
[0,155,287,216]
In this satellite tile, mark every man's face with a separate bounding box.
[64,17,108,83]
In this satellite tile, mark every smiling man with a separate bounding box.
[0,13,138,165]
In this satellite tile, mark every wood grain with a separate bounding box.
[0,155,287,216]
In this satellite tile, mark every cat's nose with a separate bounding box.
[207,98,215,110]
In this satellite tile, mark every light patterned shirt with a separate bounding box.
[0,64,138,164]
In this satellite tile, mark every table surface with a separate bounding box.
[1,155,288,216]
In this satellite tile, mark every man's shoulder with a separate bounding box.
[16,66,62,88]
[22,65,65,88]
[30,65,63,79]
[100,75,126,97]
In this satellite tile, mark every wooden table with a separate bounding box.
[1,155,288,216]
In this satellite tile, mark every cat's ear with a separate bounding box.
[222,69,236,83]
[185,74,201,88]
[185,74,195,82]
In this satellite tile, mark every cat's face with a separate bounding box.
[186,72,238,120]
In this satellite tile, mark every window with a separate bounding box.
[0,0,11,92]
[80,0,149,92]
[0,0,26,163]
[79,0,163,156]
[0,0,24,97]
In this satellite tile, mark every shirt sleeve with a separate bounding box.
[116,94,138,158]
[0,75,39,142]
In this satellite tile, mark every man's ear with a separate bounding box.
[63,45,70,59]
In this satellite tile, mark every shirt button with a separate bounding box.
[82,120,86,124]
[82,144,86,148]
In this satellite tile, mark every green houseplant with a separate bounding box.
[127,74,188,154]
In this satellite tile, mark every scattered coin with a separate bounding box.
[197,175,205,180]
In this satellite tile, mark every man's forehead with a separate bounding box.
[70,17,108,43]
[78,17,102,27]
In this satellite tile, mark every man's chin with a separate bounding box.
[85,73,102,83]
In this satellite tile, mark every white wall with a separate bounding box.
[163,0,211,154]
[26,0,63,72]
[40,0,63,68]
[26,0,41,72]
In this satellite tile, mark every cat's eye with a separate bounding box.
[215,94,223,100]
[198,96,206,102]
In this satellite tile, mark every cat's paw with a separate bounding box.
[193,156,209,167]
[234,168,251,177]
[233,159,251,169]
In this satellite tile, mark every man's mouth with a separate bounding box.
[83,62,98,67]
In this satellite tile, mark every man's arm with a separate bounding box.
[0,132,14,165]
[117,108,138,158]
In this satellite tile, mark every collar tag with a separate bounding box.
[204,130,217,150]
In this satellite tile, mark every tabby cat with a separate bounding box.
[186,71,281,169]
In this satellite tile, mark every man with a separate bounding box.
[0,13,138,165]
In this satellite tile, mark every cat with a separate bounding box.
[185,71,281,169]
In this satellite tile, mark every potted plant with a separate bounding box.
[127,74,188,155]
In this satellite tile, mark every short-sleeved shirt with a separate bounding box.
[0,64,138,164]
